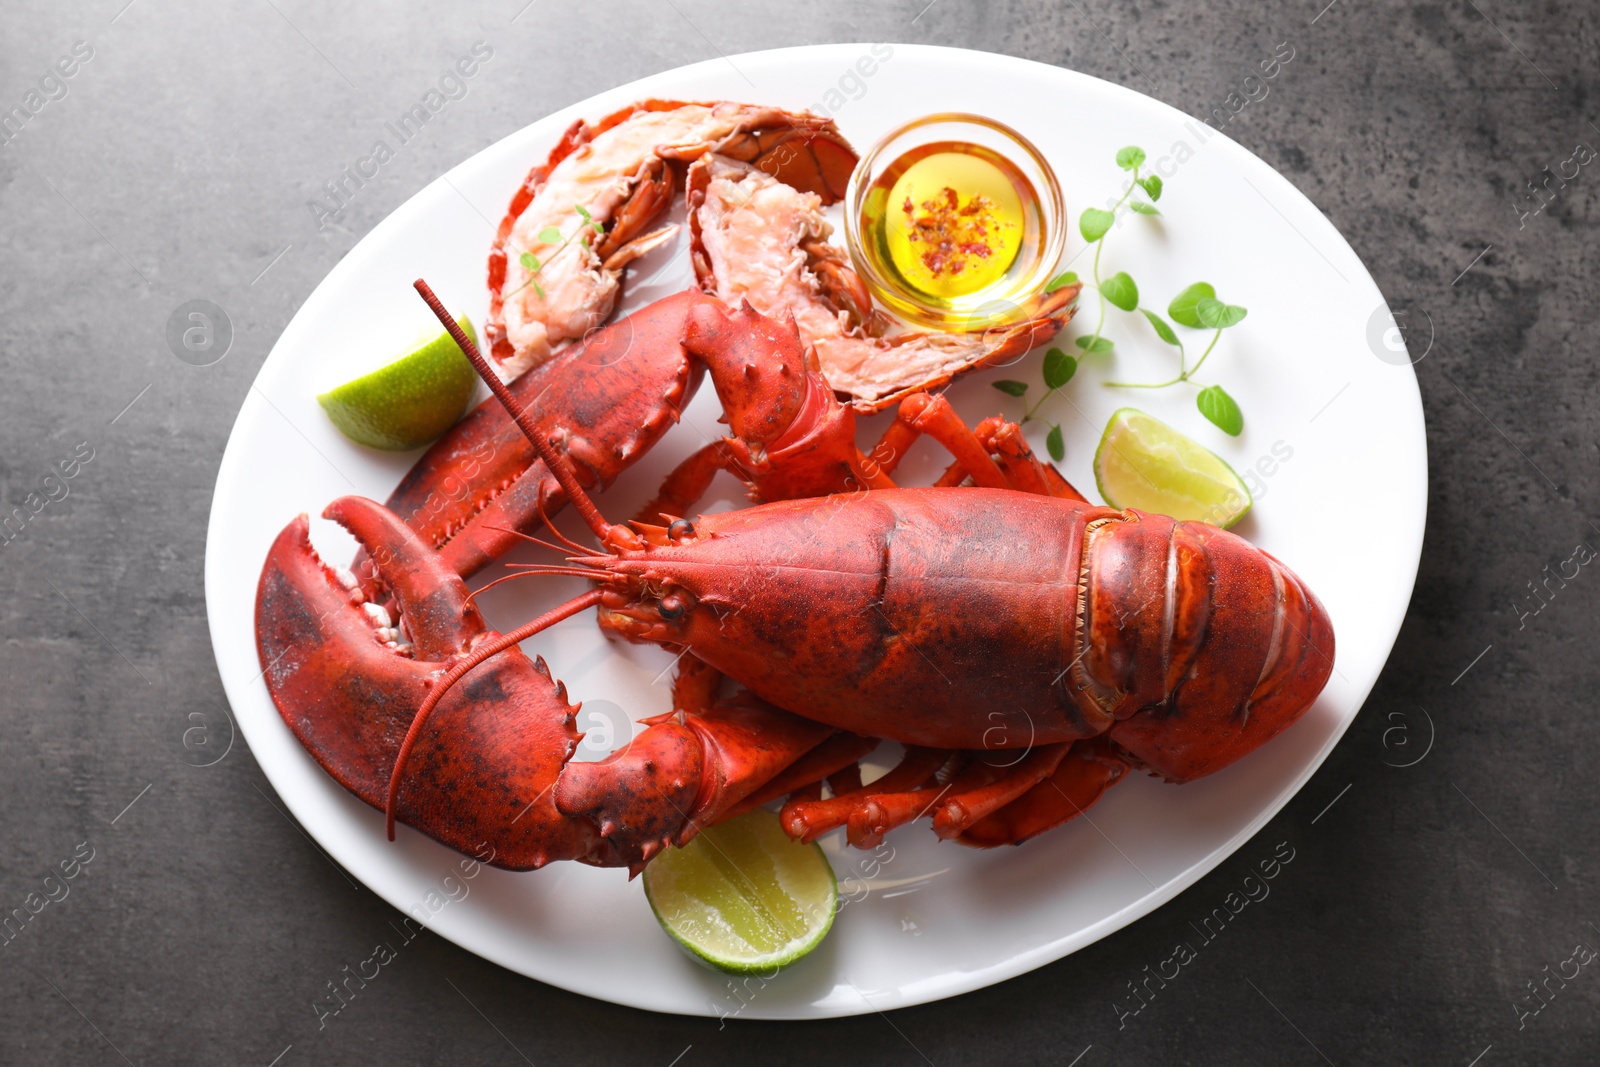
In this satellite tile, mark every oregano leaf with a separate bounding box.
[1045,271,1080,292]
[519,252,539,271]
[1115,146,1147,171]
[1080,208,1115,242]
[1102,271,1139,312]
[1196,297,1249,329]
[1043,347,1078,389]
[1076,335,1114,354]
[992,379,1029,397]
[1046,424,1065,462]
[1141,309,1180,346]
[1139,175,1163,201]
[1197,385,1244,436]
[1168,282,1217,328]
[538,226,562,244]
[1130,202,1161,216]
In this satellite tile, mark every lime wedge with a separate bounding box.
[643,809,837,974]
[1094,407,1252,527]
[317,315,478,450]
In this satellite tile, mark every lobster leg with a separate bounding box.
[874,394,1087,499]
[956,737,1133,848]
[847,787,950,850]
[889,394,1013,490]
[780,746,952,844]
[630,441,739,526]
[974,416,1088,502]
[718,732,881,823]
[665,651,722,718]
[786,743,1076,848]
[929,743,1073,840]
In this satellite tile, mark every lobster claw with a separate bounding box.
[256,496,596,870]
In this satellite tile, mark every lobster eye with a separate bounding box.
[658,593,687,621]
[667,518,696,542]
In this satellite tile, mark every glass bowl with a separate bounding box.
[843,112,1065,332]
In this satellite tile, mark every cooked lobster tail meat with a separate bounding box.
[488,101,856,378]
[687,153,1081,412]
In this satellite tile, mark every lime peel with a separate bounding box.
[643,809,837,974]
[1093,407,1252,528]
[317,314,478,451]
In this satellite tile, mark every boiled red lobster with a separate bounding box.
[256,281,1334,874]
[256,98,1332,875]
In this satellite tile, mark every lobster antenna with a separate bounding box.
[464,567,613,605]
[484,524,583,557]
[413,279,614,543]
[536,492,594,555]
[385,587,606,840]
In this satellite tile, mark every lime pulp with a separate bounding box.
[1093,407,1252,527]
[643,808,837,974]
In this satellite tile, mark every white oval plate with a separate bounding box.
[207,44,1425,1018]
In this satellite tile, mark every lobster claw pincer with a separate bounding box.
[257,494,838,873]
[256,495,598,870]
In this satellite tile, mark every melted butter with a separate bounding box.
[885,151,1023,297]
[858,140,1046,318]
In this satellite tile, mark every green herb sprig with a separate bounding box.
[992,146,1250,440]
[1103,281,1248,435]
[508,203,606,301]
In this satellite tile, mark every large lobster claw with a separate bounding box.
[256,496,598,870]
[258,494,838,872]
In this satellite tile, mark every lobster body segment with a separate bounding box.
[601,489,1116,748]
[596,487,1333,781]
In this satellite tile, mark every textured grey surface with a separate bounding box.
[2,0,1597,1063]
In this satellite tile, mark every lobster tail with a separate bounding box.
[1081,512,1336,784]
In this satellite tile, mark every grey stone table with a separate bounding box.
[2,1,1595,1063]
